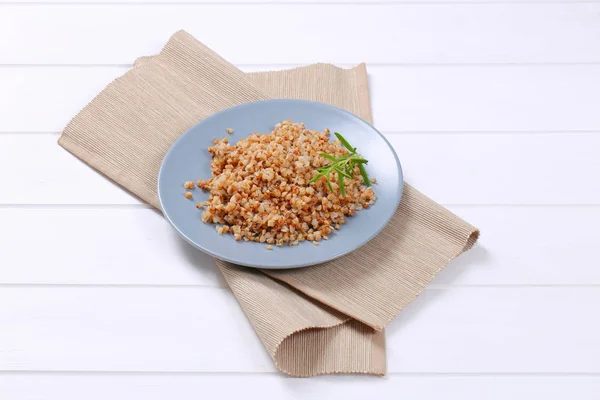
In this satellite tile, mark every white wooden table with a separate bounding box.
[1,1,600,398]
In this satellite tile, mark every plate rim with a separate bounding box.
[158,99,403,269]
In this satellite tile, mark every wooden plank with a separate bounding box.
[395,132,600,204]
[3,65,600,133]
[1,4,599,64]
[0,206,598,286]
[371,65,600,132]
[0,208,224,286]
[0,287,598,372]
[1,374,600,400]
[0,135,139,205]
[1,133,598,205]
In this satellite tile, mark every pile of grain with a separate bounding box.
[193,121,375,247]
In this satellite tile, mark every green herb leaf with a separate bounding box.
[357,163,371,187]
[337,171,346,197]
[336,167,353,179]
[320,153,338,162]
[334,132,356,152]
[326,175,334,192]
[309,171,326,183]
[313,132,371,193]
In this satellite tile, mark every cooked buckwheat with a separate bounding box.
[194,121,375,246]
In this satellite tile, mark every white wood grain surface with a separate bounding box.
[3,374,600,400]
[2,287,599,372]
[1,1,599,399]
[1,206,598,286]
[2,4,600,64]
[3,65,600,133]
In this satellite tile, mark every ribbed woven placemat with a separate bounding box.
[59,30,479,377]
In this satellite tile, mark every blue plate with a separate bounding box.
[158,99,403,269]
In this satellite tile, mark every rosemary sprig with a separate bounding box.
[309,132,371,196]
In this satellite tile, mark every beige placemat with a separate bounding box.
[58,30,479,377]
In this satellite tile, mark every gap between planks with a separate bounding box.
[1,204,600,209]
[3,130,600,134]
[4,62,600,67]
[0,371,599,377]
[0,284,599,288]
[3,1,600,6]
